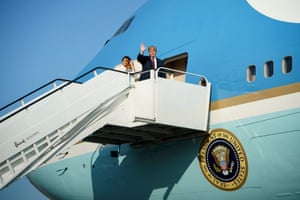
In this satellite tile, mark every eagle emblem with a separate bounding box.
[211,145,234,176]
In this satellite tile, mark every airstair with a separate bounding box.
[0,67,211,189]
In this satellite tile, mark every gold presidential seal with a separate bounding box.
[198,128,248,191]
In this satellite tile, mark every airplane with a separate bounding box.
[0,0,300,199]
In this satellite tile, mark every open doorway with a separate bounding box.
[163,52,188,82]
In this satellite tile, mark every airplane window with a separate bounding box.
[282,56,292,74]
[264,60,274,78]
[247,65,256,82]
[112,16,135,38]
[104,16,135,45]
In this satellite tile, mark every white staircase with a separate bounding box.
[0,67,211,189]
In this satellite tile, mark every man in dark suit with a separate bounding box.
[137,43,166,80]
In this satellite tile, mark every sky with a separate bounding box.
[0,0,147,199]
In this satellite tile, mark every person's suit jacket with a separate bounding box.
[137,53,166,80]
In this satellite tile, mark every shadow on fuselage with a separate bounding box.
[91,137,202,199]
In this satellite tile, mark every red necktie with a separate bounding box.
[151,57,155,68]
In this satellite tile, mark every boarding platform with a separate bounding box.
[0,67,211,189]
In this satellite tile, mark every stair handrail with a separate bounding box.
[156,67,209,83]
[0,78,78,112]
[130,67,209,84]
[0,67,127,123]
